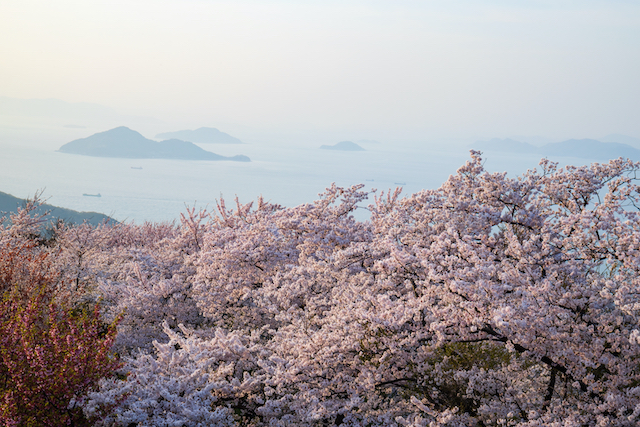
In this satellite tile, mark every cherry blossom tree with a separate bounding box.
[84,321,266,427]
[298,153,640,425]
[36,152,639,426]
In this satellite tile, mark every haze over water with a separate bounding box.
[1,1,639,222]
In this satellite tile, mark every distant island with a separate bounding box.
[472,137,640,161]
[599,134,640,148]
[0,191,113,226]
[542,139,640,159]
[320,141,365,151]
[155,127,243,144]
[58,127,250,161]
[473,138,539,154]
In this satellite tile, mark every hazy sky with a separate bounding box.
[1,0,639,142]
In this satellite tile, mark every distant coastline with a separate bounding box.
[0,190,113,226]
[471,137,640,161]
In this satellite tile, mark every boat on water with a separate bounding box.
[83,193,102,197]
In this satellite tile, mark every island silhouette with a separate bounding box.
[320,141,365,151]
[58,127,250,161]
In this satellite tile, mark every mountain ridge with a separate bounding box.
[472,137,640,161]
[155,127,243,144]
[320,141,365,151]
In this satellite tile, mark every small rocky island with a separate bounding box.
[320,141,365,151]
[155,127,243,144]
[58,127,250,161]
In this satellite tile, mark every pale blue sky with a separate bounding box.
[1,0,638,142]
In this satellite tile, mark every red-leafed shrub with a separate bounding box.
[0,202,122,426]
[0,289,121,426]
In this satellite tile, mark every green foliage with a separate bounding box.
[433,341,514,372]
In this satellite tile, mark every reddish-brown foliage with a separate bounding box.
[0,291,121,426]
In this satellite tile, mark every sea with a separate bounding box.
[0,139,563,224]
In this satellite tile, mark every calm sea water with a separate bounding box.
[0,140,551,223]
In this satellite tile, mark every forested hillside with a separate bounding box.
[2,152,640,426]
[0,190,113,226]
